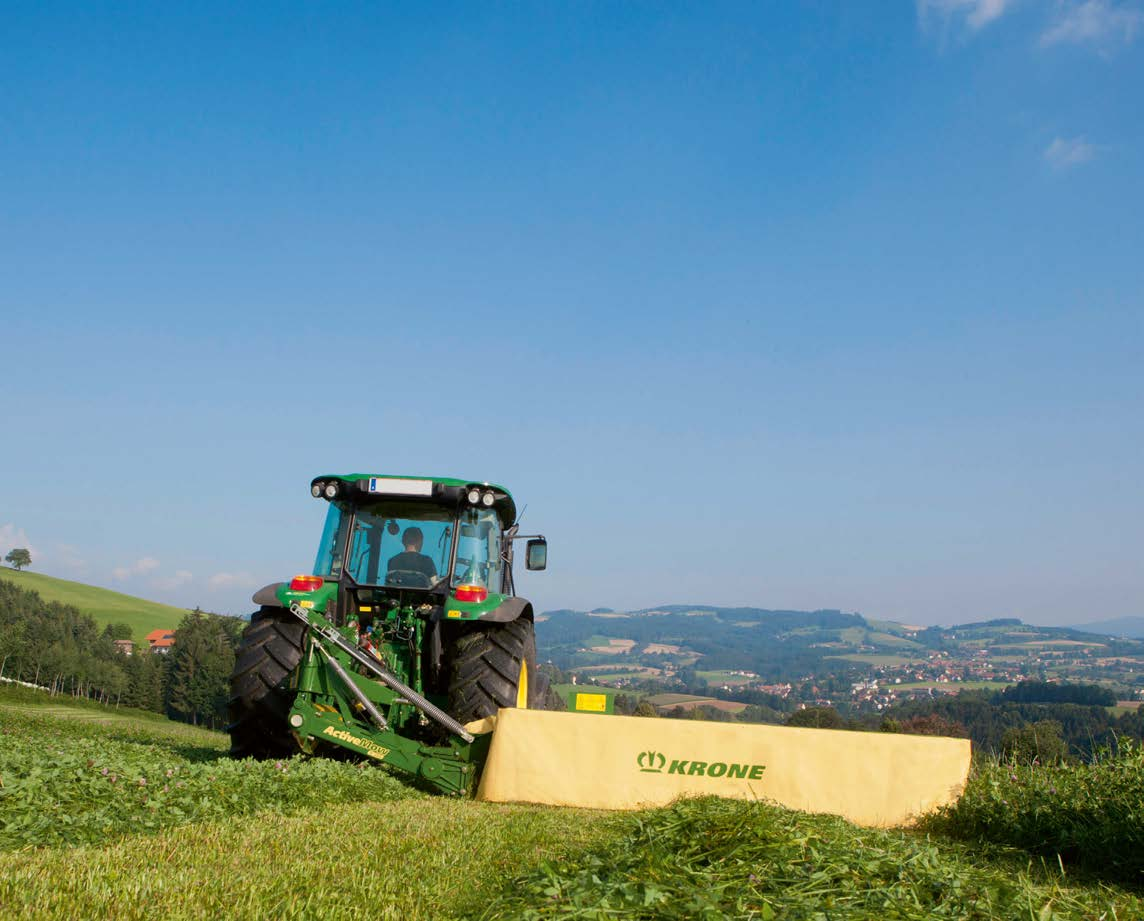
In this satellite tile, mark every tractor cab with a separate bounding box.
[293,475,546,625]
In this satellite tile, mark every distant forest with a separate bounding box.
[0,579,238,729]
[882,684,1144,758]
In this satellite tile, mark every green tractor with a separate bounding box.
[228,474,552,795]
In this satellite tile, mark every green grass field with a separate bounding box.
[641,692,747,713]
[0,569,190,644]
[570,670,653,682]
[696,669,755,686]
[3,687,1143,919]
[826,653,924,666]
[553,683,619,701]
[864,630,925,649]
[642,692,706,707]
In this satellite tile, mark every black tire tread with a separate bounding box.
[444,619,543,724]
[227,608,305,759]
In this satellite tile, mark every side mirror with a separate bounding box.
[525,538,548,571]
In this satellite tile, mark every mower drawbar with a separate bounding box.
[288,603,473,742]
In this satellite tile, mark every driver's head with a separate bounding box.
[402,527,424,552]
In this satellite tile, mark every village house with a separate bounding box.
[145,629,176,654]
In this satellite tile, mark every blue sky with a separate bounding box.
[1,1,1141,626]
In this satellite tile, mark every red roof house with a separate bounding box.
[146,629,177,654]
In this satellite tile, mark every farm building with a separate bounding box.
[145,629,176,654]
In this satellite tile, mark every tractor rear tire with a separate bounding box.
[444,618,544,723]
[227,607,305,759]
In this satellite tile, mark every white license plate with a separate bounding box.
[368,478,433,497]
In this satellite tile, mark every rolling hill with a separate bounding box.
[1072,616,1144,638]
[537,606,1144,699]
[0,569,189,645]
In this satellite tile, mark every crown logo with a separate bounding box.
[637,750,666,773]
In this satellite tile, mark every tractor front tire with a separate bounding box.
[444,618,545,724]
[227,607,305,759]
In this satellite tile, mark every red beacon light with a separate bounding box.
[289,575,324,592]
[454,584,488,603]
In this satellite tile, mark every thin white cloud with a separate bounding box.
[0,524,37,562]
[52,543,89,577]
[1041,0,1143,48]
[208,571,258,590]
[112,556,162,581]
[152,570,193,591]
[1044,135,1097,168]
[918,0,1016,31]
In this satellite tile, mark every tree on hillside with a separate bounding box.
[999,680,1116,707]
[166,609,240,728]
[123,651,165,713]
[0,618,26,679]
[0,580,128,700]
[880,713,968,738]
[1001,720,1068,765]
[737,703,783,724]
[4,548,31,571]
[786,706,844,730]
[692,705,735,722]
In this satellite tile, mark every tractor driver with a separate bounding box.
[386,526,438,584]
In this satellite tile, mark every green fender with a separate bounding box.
[475,597,533,623]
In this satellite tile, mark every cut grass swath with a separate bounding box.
[483,796,1144,920]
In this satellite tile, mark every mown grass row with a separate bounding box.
[0,798,624,921]
[483,796,1143,920]
[0,700,419,849]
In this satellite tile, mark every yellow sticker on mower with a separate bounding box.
[574,693,608,712]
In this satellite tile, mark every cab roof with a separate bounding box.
[310,473,517,527]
